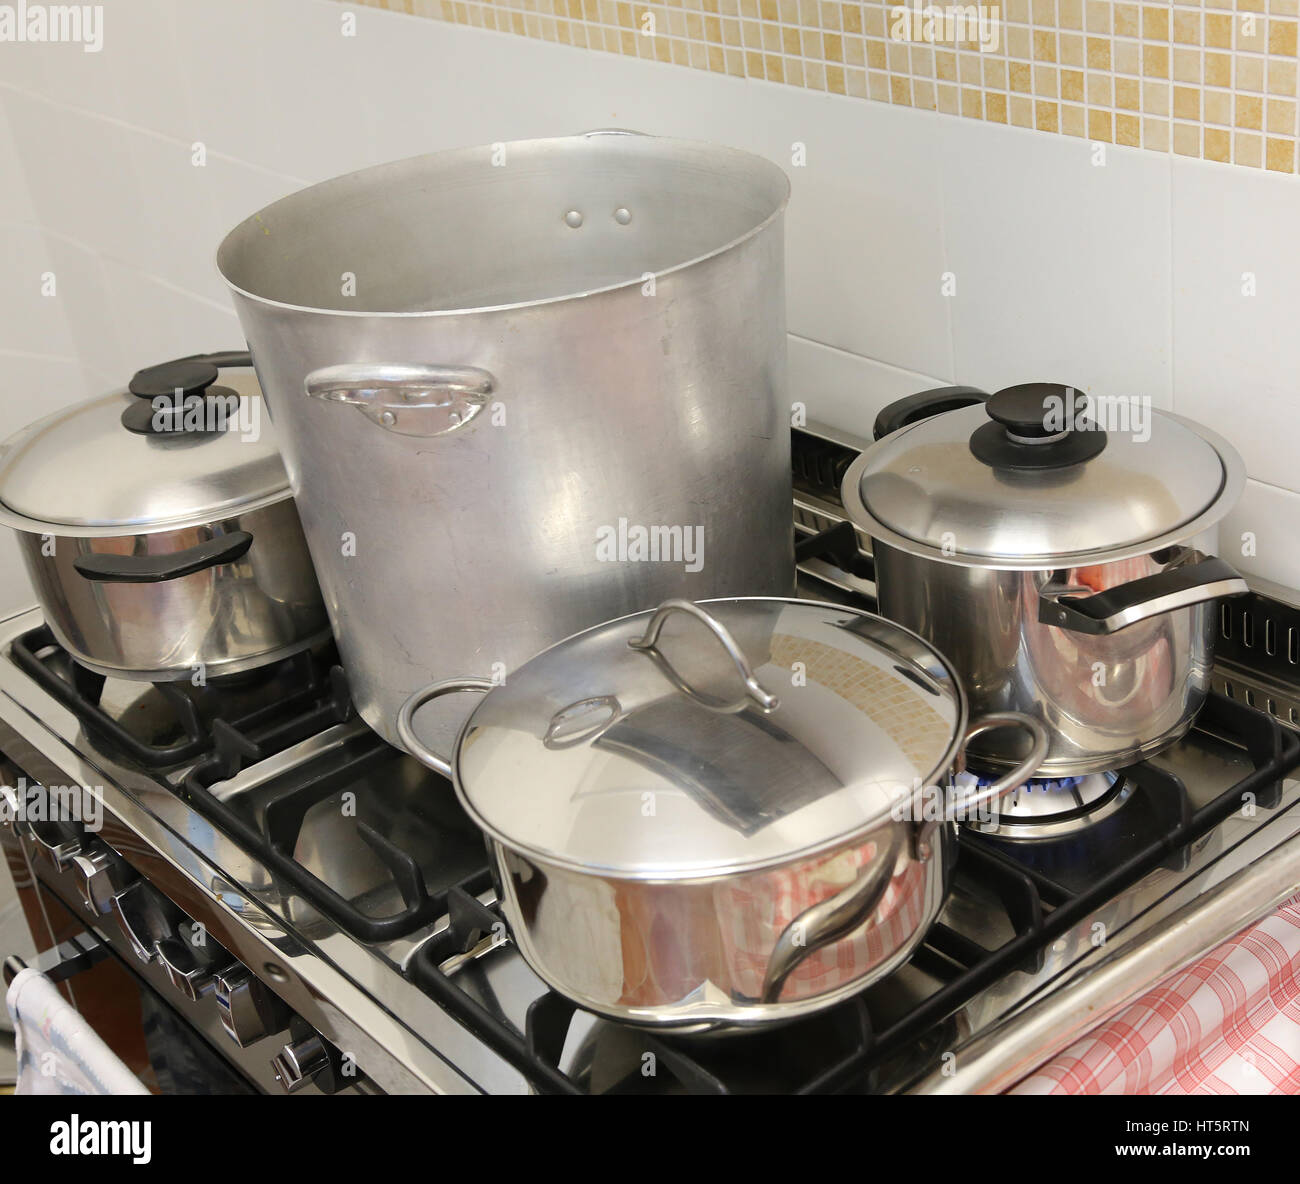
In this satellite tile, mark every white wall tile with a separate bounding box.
[0,95,35,224]
[788,334,950,439]
[38,236,128,385]
[1172,158,1300,496]
[100,258,242,367]
[939,117,1173,408]
[1219,480,1300,592]
[2,89,148,262]
[0,351,94,616]
[0,225,75,356]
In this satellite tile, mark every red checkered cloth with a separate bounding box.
[1012,893,1300,1094]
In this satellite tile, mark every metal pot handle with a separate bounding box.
[628,599,779,714]
[1038,553,1248,636]
[760,828,903,1004]
[947,711,1050,818]
[304,363,496,438]
[395,677,496,777]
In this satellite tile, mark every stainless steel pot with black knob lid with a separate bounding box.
[842,382,1249,776]
[0,352,329,680]
[397,596,1046,1030]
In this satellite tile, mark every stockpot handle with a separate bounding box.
[1038,554,1249,636]
[396,678,496,778]
[761,827,903,1004]
[872,386,990,440]
[73,531,253,584]
[304,363,496,438]
[946,711,1050,819]
[628,599,779,714]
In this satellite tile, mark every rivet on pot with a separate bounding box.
[614,207,632,225]
[564,209,584,228]
[379,410,397,427]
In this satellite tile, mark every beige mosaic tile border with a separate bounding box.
[342,1,1300,172]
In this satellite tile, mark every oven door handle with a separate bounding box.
[4,930,108,987]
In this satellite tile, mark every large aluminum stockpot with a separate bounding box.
[397,598,1046,1029]
[842,383,1250,777]
[217,131,795,755]
[0,353,329,680]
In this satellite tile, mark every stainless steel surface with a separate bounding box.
[0,369,291,534]
[404,595,1044,1028]
[872,539,1221,775]
[15,496,329,681]
[218,132,795,753]
[842,403,1245,569]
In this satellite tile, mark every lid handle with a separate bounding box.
[122,352,253,438]
[969,383,1107,470]
[628,599,779,714]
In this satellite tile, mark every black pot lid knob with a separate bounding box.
[971,382,1107,470]
[128,360,220,400]
[986,383,1076,440]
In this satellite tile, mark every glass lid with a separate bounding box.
[0,355,292,535]
[450,598,965,879]
[846,384,1243,568]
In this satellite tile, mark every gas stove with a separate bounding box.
[2,422,1299,1095]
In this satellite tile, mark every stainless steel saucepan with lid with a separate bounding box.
[397,597,1046,1029]
[0,352,329,681]
[841,383,1249,777]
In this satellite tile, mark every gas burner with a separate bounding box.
[959,770,1134,839]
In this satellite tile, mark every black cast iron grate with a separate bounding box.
[11,625,342,768]
[177,688,466,944]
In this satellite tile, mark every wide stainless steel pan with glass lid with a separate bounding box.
[397,597,1046,1030]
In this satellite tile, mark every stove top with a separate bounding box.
[2,424,1299,1094]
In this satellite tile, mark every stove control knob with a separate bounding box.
[213,964,289,1047]
[271,1034,330,1093]
[71,843,133,916]
[109,881,173,964]
[24,816,83,870]
[156,937,217,1002]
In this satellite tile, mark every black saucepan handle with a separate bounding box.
[872,386,990,440]
[175,350,253,370]
[1039,556,1249,636]
[73,532,253,584]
